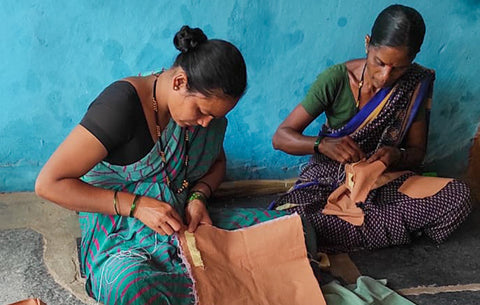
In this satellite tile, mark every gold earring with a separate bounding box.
[174,85,179,90]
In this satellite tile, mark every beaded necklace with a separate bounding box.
[152,72,190,194]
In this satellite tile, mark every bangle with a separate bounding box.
[188,191,207,205]
[313,135,324,154]
[113,190,120,215]
[129,194,140,217]
[196,181,213,197]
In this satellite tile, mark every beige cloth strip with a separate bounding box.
[178,214,326,305]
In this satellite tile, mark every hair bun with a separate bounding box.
[174,25,208,53]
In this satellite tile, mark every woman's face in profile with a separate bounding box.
[169,90,238,128]
[366,45,413,89]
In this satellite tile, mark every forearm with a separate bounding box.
[35,177,138,216]
[272,127,317,155]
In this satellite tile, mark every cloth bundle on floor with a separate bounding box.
[322,276,415,305]
[178,213,326,305]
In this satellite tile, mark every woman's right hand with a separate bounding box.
[319,136,365,164]
[132,196,184,235]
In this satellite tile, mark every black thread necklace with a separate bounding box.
[356,62,367,108]
[152,72,190,194]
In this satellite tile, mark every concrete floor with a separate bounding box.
[0,193,93,305]
[1,192,479,305]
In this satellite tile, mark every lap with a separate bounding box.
[84,207,290,304]
[87,239,194,305]
[272,174,472,252]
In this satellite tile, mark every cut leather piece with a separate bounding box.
[398,175,453,198]
[178,214,326,305]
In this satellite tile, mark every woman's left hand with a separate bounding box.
[366,146,401,168]
[185,199,212,232]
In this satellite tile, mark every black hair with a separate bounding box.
[172,25,247,100]
[370,4,426,57]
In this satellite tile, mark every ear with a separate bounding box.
[365,35,371,53]
[172,70,189,91]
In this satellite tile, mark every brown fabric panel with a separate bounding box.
[398,176,453,198]
[178,214,326,305]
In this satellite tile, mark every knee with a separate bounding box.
[89,255,152,305]
[450,180,473,214]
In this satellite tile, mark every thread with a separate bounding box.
[95,234,162,304]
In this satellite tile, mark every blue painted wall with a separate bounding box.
[1,0,479,191]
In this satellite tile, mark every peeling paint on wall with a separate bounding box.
[1,0,479,191]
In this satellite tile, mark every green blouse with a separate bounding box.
[301,63,425,130]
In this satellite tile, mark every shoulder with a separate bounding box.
[94,80,139,106]
[80,80,144,152]
[301,63,349,117]
[308,63,348,93]
[84,81,141,117]
[315,63,348,81]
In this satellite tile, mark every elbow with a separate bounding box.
[35,171,54,200]
[272,131,283,151]
[34,174,47,199]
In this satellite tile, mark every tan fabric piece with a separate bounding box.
[398,175,453,198]
[323,184,365,226]
[323,161,387,226]
[346,160,387,202]
[178,214,326,305]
